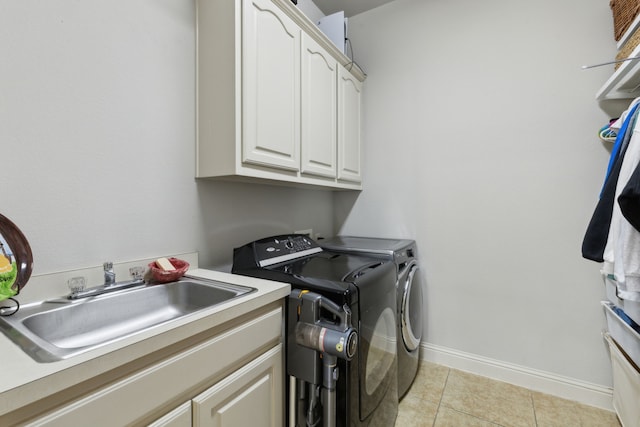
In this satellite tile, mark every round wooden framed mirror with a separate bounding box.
[0,213,33,315]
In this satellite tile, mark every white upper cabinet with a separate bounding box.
[301,33,337,178]
[338,66,362,183]
[196,0,366,190]
[242,0,300,171]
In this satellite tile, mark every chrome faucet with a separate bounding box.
[104,262,116,286]
[67,262,145,300]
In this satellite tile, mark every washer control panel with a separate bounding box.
[255,235,323,267]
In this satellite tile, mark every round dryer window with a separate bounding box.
[365,306,397,395]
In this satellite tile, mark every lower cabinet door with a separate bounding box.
[148,402,192,427]
[192,345,283,427]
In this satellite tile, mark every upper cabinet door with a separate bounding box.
[242,0,300,171]
[337,66,362,183]
[301,33,337,178]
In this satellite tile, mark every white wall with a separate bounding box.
[1,0,622,404]
[0,0,333,278]
[336,0,619,391]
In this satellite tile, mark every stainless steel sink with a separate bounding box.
[0,278,255,363]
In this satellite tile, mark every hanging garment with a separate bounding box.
[604,104,640,189]
[603,102,640,301]
[582,100,640,261]
[618,163,640,232]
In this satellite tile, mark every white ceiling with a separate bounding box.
[314,0,396,17]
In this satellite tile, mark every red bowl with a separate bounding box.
[148,257,189,283]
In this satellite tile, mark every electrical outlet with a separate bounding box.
[294,229,313,237]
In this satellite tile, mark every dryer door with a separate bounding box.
[354,262,398,423]
[400,262,422,351]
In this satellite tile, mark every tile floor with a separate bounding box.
[396,361,622,427]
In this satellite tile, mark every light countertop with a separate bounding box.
[0,268,290,417]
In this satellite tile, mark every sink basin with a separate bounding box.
[0,278,255,363]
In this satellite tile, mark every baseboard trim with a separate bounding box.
[421,342,614,411]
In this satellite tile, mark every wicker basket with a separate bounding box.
[616,25,640,68]
[148,257,189,283]
[611,0,640,41]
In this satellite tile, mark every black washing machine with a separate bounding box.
[320,236,423,398]
[232,235,398,427]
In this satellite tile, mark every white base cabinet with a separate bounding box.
[149,402,192,427]
[196,0,365,190]
[20,304,284,427]
[192,346,282,426]
[151,345,283,427]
